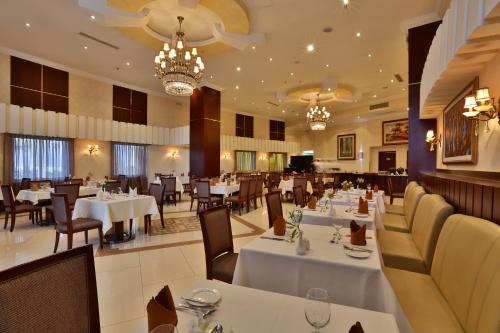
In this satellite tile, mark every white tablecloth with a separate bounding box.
[153,178,184,194]
[301,203,376,230]
[15,186,101,205]
[72,195,159,234]
[278,179,313,195]
[233,224,411,333]
[211,184,240,197]
[178,176,190,184]
[176,279,400,333]
[339,189,386,214]
[322,177,335,184]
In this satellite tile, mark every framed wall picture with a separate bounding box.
[337,133,356,160]
[442,77,478,164]
[382,119,409,145]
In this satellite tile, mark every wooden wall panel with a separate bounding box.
[42,66,68,96]
[421,171,500,225]
[11,86,41,109]
[10,57,41,90]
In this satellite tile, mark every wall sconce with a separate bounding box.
[167,149,179,159]
[425,130,441,151]
[87,144,99,155]
[259,153,267,161]
[463,87,499,134]
[221,152,231,160]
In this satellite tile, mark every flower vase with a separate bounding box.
[295,230,307,255]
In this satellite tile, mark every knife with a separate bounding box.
[260,236,285,241]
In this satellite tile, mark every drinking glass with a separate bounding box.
[304,288,331,332]
[367,183,371,191]
[332,223,343,243]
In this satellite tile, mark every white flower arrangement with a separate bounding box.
[286,207,303,240]
[356,177,365,184]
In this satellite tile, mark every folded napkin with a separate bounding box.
[147,285,178,333]
[273,216,286,236]
[350,220,367,246]
[129,187,137,196]
[365,190,373,200]
[226,179,232,186]
[307,196,317,209]
[96,189,105,201]
[373,184,379,193]
[358,197,369,214]
[283,176,289,181]
[349,322,365,333]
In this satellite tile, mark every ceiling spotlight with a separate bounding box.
[125,62,131,66]
[25,22,31,27]
[342,0,350,8]
[402,88,406,91]
[306,44,315,52]
[236,66,241,71]
[260,79,264,83]
[282,110,286,113]
[290,72,294,76]
[235,85,240,90]
[390,79,394,83]
[84,46,88,50]
[269,57,273,62]
[373,94,377,98]
[210,75,214,79]
[325,64,330,68]
[378,69,383,73]
[251,46,256,50]
[327,88,332,92]
[357,115,361,119]
[90,15,96,20]
[356,32,361,37]
[368,54,372,58]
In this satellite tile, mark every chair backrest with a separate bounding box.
[293,186,305,207]
[294,177,307,195]
[1,185,15,210]
[265,191,283,228]
[54,183,80,205]
[255,178,264,195]
[315,181,325,198]
[248,179,257,196]
[189,179,198,198]
[404,186,426,231]
[239,180,250,200]
[30,179,52,189]
[404,181,418,197]
[68,178,84,185]
[410,194,454,272]
[200,205,234,262]
[119,177,129,193]
[51,193,72,230]
[161,177,176,193]
[149,183,165,205]
[431,215,500,333]
[20,178,31,190]
[103,181,120,192]
[0,245,100,332]
[196,181,210,199]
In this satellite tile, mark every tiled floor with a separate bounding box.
[0,195,292,332]
[0,194,398,332]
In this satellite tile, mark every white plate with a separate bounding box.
[345,250,371,259]
[354,213,369,218]
[187,288,221,307]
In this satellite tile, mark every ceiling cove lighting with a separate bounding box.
[307,94,331,131]
[154,16,205,97]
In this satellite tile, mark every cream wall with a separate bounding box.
[0,53,9,104]
[69,74,112,119]
[74,139,111,181]
[435,53,500,172]
[147,145,190,182]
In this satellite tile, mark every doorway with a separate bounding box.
[379,151,396,172]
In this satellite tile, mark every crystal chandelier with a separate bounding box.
[154,16,205,96]
[307,94,331,130]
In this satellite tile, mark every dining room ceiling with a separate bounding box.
[0,0,447,122]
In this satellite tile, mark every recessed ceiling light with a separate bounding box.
[402,88,406,91]
[356,32,361,37]
[84,46,88,50]
[342,0,350,8]
[90,15,96,20]
[282,110,285,113]
[368,54,372,58]
[210,75,214,79]
[378,69,383,73]
[390,79,394,83]
[251,46,256,50]
[357,115,361,119]
[269,57,273,62]
[325,64,330,68]
[25,22,31,27]
[406,107,410,111]
[236,66,241,71]
[373,94,377,98]
[235,85,240,90]
[290,72,294,76]
[260,79,264,83]
[306,44,315,52]
[125,62,131,66]
[327,88,332,92]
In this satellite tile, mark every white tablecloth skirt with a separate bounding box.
[301,204,376,230]
[72,195,159,234]
[279,179,313,195]
[16,186,102,205]
[232,224,411,333]
[176,279,401,333]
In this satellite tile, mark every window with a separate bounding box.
[269,120,285,141]
[235,114,253,138]
[112,85,148,125]
[113,143,147,177]
[269,152,287,172]
[12,135,72,182]
[235,151,256,171]
[10,56,69,113]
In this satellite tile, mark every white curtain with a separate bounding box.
[235,151,256,171]
[12,135,72,182]
[113,143,147,177]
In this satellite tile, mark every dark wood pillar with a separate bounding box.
[408,21,441,181]
[189,86,220,178]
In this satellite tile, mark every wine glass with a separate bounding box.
[367,183,371,191]
[332,223,343,243]
[304,288,331,332]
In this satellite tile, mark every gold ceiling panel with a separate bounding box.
[286,85,353,104]
[108,0,250,55]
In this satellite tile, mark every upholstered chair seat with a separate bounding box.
[382,185,425,233]
[56,218,102,233]
[385,214,500,333]
[379,194,454,273]
[211,252,239,283]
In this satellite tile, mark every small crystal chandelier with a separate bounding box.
[154,16,205,96]
[307,94,331,131]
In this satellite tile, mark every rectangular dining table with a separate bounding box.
[232,224,412,333]
[338,189,386,213]
[72,194,159,242]
[176,279,400,333]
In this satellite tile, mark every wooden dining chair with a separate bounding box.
[293,177,308,197]
[67,178,84,185]
[20,177,31,191]
[293,185,306,207]
[117,176,129,193]
[189,178,199,211]
[387,177,405,205]
[103,181,121,192]
[248,178,258,210]
[144,183,166,234]
[1,185,41,232]
[200,205,238,283]
[161,177,177,206]
[46,183,81,223]
[0,245,101,332]
[265,191,283,228]
[196,180,223,214]
[255,177,264,207]
[51,193,104,252]
[225,180,250,215]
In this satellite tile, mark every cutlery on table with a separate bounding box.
[343,244,374,253]
[260,236,284,241]
[176,305,216,318]
[181,296,215,306]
